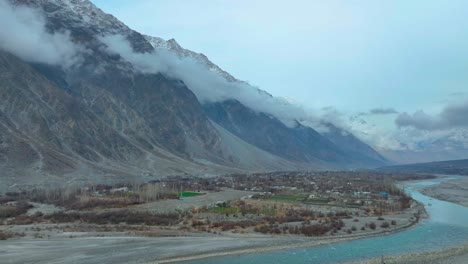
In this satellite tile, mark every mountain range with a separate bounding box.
[379,159,468,176]
[0,0,388,191]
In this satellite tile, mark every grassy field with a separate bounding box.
[208,207,240,214]
[179,192,204,198]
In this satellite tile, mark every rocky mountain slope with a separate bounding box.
[0,0,386,190]
[146,35,387,168]
[320,123,388,167]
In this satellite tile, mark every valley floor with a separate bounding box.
[0,225,420,264]
[0,204,423,264]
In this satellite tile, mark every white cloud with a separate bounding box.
[0,0,84,68]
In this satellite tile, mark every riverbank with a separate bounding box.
[0,201,424,264]
[153,205,425,263]
[348,244,468,264]
[420,177,468,207]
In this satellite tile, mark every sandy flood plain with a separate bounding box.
[420,177,468,207]
[0,228,419,264]
[0,205,422,264]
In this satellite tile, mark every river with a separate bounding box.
[185,176,468,264]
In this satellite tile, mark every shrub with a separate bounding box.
[391,220,397,225]
[69,197,140,210]
[0,231,12,240]
[380,222,390,228]
[191,220,204,227]
[369,222,376,230]
[300,224,330,236]
[0,201,32,218]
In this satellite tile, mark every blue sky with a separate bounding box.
[91,0,468,160]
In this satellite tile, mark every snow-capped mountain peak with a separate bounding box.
[144,34,237,82]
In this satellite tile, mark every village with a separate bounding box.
[0,171,433,242]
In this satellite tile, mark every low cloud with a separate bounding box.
[0,0,83,68]
[358,107,398,116]
[369,107,398,115]
[395,100,468,130]
[99,34,324,128]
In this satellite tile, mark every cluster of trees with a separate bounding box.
[254,219,346,237]
[399,195,412,209]
[0,181,186,211]
[22,211,183,226]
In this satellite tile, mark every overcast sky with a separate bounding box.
[91,0,468,161]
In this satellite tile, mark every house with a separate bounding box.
[110,187,129,193]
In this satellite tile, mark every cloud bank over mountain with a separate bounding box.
[98,34,468,160]
[99,34,326,129]
[0,0,84,68]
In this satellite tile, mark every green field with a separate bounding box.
[179,191,204,198]
[209,207,240,214]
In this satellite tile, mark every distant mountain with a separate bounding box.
[379,131,468,164]
[379,159,468,175]
[0,0,386,190]
[346,114,468,164]
[320,123,388,167]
